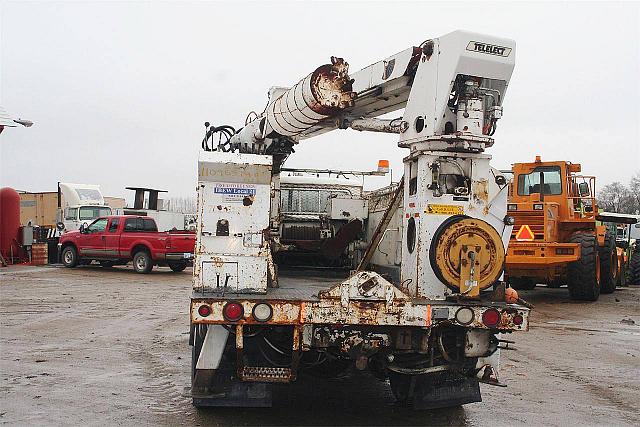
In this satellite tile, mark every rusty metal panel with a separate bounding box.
[266,57,355,138]
[191,300,301,324]
[195,152,272,294]
[303,300,430,326]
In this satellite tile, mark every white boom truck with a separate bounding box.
[190,31,530,409]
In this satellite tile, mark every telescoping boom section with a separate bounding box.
[191,30,530,409]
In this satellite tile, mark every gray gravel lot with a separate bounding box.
[1,265,639,426]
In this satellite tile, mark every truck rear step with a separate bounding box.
[241,366,293,382]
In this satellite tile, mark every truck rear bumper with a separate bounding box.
[165,252,194,262]
[190,297,529,332]
[506,242,580,268]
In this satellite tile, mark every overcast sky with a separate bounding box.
[1,1,639,202]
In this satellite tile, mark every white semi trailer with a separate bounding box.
[189,31,530,409]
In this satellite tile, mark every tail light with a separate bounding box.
[482,308,500,328]
[512,314,524,326]
[198,304,211,317]
[223,302,244,322]
[165,237,172,249]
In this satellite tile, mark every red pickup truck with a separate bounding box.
[59,215,196,273]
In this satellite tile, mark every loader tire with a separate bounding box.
[599,232,617,294]
[629,249,640,286]
[567,232,600,301]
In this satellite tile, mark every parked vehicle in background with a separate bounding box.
[596,212,639,286]
[630,242,640,285]
[504,157,617,300]
[18,182,125,233]
[617,219,640,285]
[58,183,120,232]
[59,215,195,273]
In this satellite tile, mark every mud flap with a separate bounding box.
[412,374,481,410]
[192,382,272,408]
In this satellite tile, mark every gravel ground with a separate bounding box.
[1,265,639,426]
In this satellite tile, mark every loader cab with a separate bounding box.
[507,157,599,244]
[510,158,597,222]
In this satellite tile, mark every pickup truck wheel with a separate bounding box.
[133,251,153,274]
[169,262,187,272]
[62,246,79,268]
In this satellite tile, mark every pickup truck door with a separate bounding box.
[103,218,121,257]
[79,218,109,257]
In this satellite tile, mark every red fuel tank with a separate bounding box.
[0,187,21,262]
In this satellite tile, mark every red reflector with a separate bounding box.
[515,224,535,241]
[198,304,211,317]
[513,314,524,326]
[482,309,500,328]
[223,302,244,321]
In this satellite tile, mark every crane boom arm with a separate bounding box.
[206,31,515,155]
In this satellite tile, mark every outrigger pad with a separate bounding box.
[192,382,272,408]
[412,374,481,410]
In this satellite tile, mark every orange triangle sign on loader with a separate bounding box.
[515,224,535,241]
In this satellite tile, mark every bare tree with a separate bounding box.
[629,173,640,214]
[598,181,635,214]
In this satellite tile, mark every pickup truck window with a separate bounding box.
[143,218,158,232]
[86,218,108,233]
[79,206,112,221]
[124,218,158,232]
[108,218,119,232]
[65,207,78,220]
[124,218,139,232]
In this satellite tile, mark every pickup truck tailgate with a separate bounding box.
[167,232,196,253]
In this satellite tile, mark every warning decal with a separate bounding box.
[515,224,535,241]
[214,183,257,203]
[425,204,465,215]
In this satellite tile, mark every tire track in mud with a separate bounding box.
[125,320,192,420]
[516,348,639,423]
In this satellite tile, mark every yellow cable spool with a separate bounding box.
[429,216,505,294]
